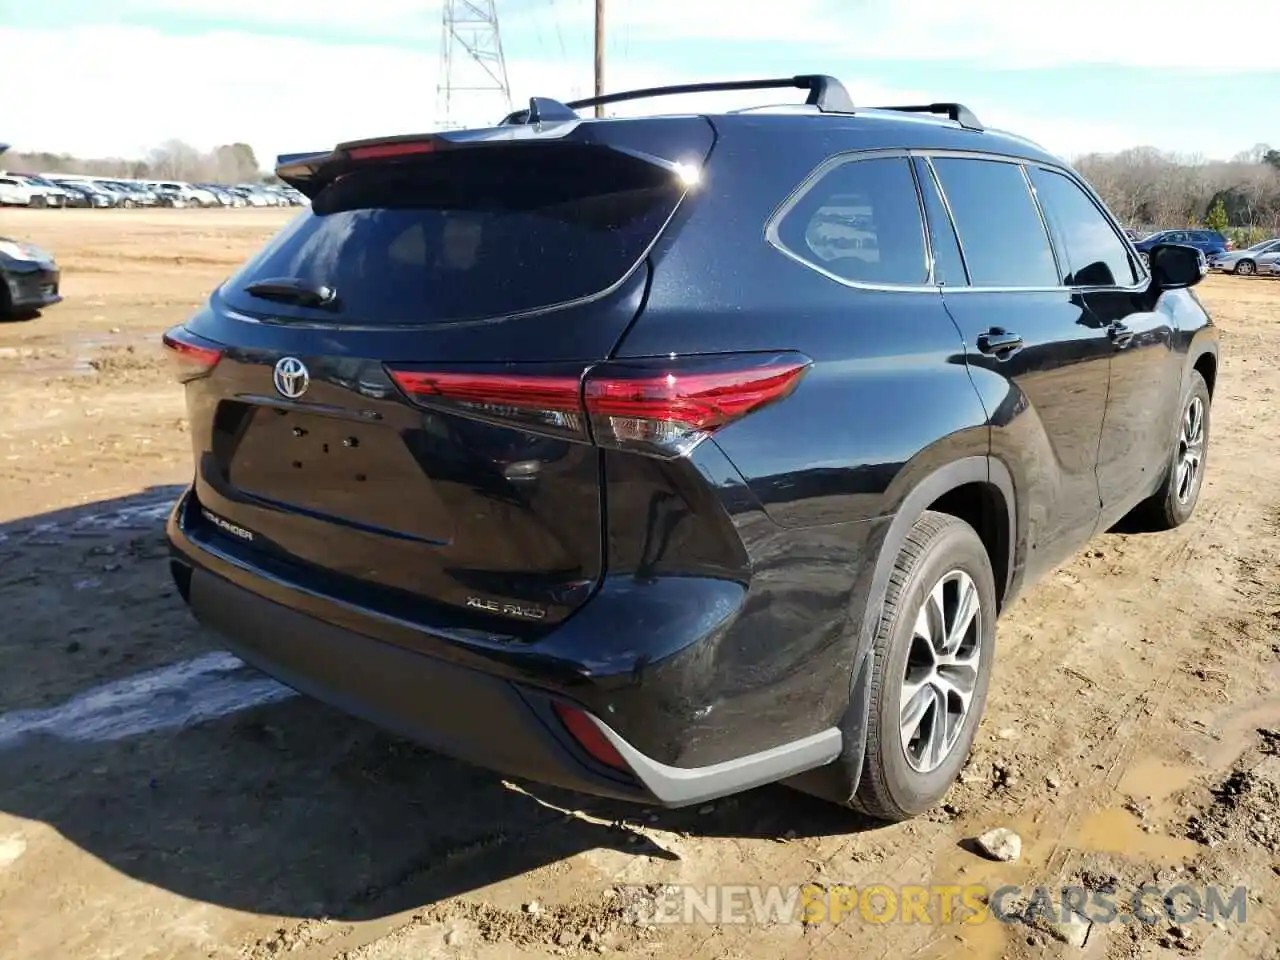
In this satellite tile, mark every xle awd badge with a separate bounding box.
[273,356,310,399]
[465,596,547,621]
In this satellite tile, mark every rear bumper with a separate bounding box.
[167,490,841,807]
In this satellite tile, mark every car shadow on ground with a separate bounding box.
[0,307,43,323]
[0,491,880,924]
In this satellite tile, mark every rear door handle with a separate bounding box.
[1108,323,1134,348]
[976,330,1024,358]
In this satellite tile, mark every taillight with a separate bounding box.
[585,353,811,458]
[386,368,587,439]
[162,326,224,382]
[386,352,811,459]
[552,702,630,771]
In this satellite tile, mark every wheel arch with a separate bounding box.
[790,455,1017,806]
[857,456,1016,660]
[1192,348,1217,398]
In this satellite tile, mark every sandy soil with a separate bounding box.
[0,207,1277,960]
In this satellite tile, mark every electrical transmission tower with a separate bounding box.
[437,0,512,130]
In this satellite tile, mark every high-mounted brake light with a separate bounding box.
[162,326,224,382]
[552,702,629,772]
[385,352,812,459]
[346,140,438,161]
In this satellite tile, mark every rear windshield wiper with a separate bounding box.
[244,277,341,311]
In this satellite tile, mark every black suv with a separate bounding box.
[165,76,1217,821]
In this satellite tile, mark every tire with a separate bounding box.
[1235,260,1256,276]
[852,511,998,822]
[1137,371,1211,530]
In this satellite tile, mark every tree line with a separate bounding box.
[5,135,1280,241]
[1075,144,1280,242]
[2,139,269,185]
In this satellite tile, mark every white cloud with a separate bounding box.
[0,7,1263,167]
[830,0,1280,71]
[1,24,944,163]
[61,0,1280,70]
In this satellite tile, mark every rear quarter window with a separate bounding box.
[770,155,929,286]
[220,146,686,326]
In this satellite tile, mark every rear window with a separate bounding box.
[221,145,685,326]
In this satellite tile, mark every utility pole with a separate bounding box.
[593,0,605,117]
[437,0,512,130]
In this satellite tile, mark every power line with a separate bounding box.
[437,0,512,130]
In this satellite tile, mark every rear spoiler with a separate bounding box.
[274,114,721,200]
[275,120,585,197]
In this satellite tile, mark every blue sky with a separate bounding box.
[2,0,1276,168]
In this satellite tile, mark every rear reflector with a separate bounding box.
[162,326,224,382]
[386,352,811,458]
[552,702,629,771]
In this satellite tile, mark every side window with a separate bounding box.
[773,155,928,285]
[930,157,1059,288]
[913,157,967,286]
[1028,167,1139,287]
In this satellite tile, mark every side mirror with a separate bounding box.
[1148,243,1204,290]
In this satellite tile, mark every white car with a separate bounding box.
[8,174,70,208]
[148,181,219,207]
[0,175,39,206]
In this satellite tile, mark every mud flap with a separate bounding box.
[781,647,875,806]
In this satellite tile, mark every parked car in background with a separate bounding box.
[228,185,266,206]
[1208,238,1280,276]
[52,178,116,207]
[99,179,161,207]
[90,180,135,206]
[195,183,242,207]
[0,236,61,319]
[7,173,70,208]
[1133,229,1230,266]
[1123,228,1143,242]
[164,77,1218,822]
[53,181,95,208]
[0,174,39,206]
[147,181,218,207]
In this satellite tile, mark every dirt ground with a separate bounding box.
[0,207,1277,960]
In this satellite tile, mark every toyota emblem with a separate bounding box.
[273,357,310,399]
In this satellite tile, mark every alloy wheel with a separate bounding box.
[899,569,984,773]
[1175,396,1205,505]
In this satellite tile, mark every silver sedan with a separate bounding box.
[1209,238,1280,275]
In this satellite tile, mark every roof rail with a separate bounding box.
[500,74,856,125]
[871,102,984,132]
